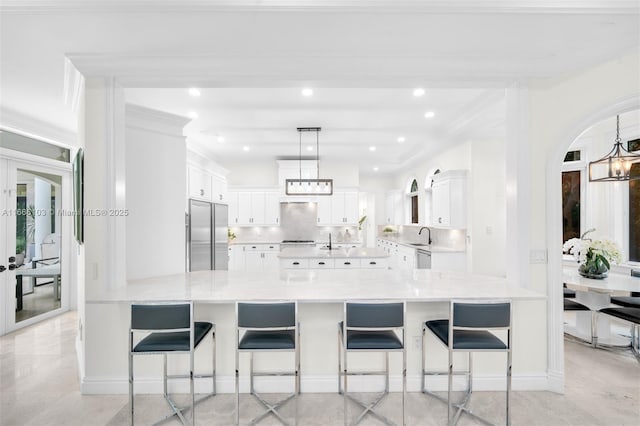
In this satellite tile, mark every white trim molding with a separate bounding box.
[0,107,77,148]
[125,104,191,138]
[2,1,638,14]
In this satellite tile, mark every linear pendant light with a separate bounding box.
[286,127,333,195]
[589,115,640,182]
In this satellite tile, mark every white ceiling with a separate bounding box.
[1,1,638,174]
[125,87,505,173]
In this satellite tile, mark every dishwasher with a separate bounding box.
[416,249,432,269]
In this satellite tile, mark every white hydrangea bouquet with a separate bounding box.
[563,237,622,279]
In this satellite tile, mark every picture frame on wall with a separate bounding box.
[73,148,84,244]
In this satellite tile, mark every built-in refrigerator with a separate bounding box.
[187,199,228,271]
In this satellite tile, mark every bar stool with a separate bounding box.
[235,302,299,425]
[338,301,406,426]
[422,300,511,426]
[129,302,216,426]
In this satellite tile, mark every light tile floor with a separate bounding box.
[0,311,638,425]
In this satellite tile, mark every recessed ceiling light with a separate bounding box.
[369,146,376,152]
[188,88,201,97]
[242,146,250,152]
[306,146,314,151]
[217,136,225,143]
[413,88,425,97]
[188,111,198,119]
[424,111,435,119]
[397,136,405,143]
[301,88,313,97]
[373,166,379,172]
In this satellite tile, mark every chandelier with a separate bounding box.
[286,127,333,195]
[589,115,640,182]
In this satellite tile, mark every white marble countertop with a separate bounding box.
[563,267,640,293]
[375,236,465,253]
[87,269,545,304]
[278,247,389,259]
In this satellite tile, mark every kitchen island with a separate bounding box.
[278,246,390,269]
[82,269,547,395]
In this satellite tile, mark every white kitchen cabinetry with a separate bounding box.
[188,166,212,201]
[281,257,387,269]
[397,245,416,270]
[211,174,227,203]
[264,191,280,225]
[430,170,467,228]
[385,190,404,225]
[188,165,227,203]
[228,245,245,271]
[317,195,332,225]
[231,244,280,271]
[317,190,359,225]
[229,190,279,226]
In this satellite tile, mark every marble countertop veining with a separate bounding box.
[278,247,389,259]
[87,269,545,304]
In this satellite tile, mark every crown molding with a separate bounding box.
[125,103,191,137]
[1,1,638,14]
[0,106,77,147]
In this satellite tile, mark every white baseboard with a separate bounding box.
[81,373,549,395]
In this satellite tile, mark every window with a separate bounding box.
[562,170,581,243]
[630,163,640,262]
[409,179,419,224]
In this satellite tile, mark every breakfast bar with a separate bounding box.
[82,269,546,396]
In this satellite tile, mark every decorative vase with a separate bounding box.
[578,263,608,280]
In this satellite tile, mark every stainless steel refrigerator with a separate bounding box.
[187,199,228,271]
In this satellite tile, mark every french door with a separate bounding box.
[0,156,71,335]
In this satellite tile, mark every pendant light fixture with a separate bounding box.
[589,115,640,182]
[286,127,333,195]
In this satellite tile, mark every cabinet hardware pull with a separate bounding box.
[369,262,376,265]
[252,246,257,249]
[344,262,351,265]
[293,262,299,265]
[319,262,325,265]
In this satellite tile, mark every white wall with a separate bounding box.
[125,104,189,280]
[470,137,507,276]
[225,160,359,188]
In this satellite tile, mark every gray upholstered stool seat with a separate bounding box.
[238,329,296,350]
[426,319,507,350]
[564,299,590,311]
[134,322,213,352]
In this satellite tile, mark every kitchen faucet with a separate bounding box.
[328,233,332,250]
[418,227,432,245]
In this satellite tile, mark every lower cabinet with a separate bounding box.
[281,257,388,269]
[229,244,280,271]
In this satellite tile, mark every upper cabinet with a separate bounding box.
[430,170,467,229]
[187,165,227,203]
[317,190,359,225]
[228,189,280,226]
[385,190,404,225]
[188,165,212,200]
